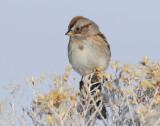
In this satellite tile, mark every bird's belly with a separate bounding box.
[69,43,109,76]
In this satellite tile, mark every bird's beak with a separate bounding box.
[65,31,74,36]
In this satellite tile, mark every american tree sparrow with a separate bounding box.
[66,16,111,76]
[66,16,111,119]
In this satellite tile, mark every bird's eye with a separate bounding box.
[76,27,81,31]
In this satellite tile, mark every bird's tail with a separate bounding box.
[79,74,107,120]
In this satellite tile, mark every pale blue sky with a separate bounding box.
[0,0,160,99]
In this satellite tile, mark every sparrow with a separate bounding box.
[66,16,111,119]
[66,16,111,76]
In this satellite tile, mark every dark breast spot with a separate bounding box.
[78,45,84,51]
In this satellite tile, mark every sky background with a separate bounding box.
[0,0,160,123]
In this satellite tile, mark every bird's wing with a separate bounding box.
[98,32,111,56]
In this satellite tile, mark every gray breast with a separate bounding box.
[68,38,110,76]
